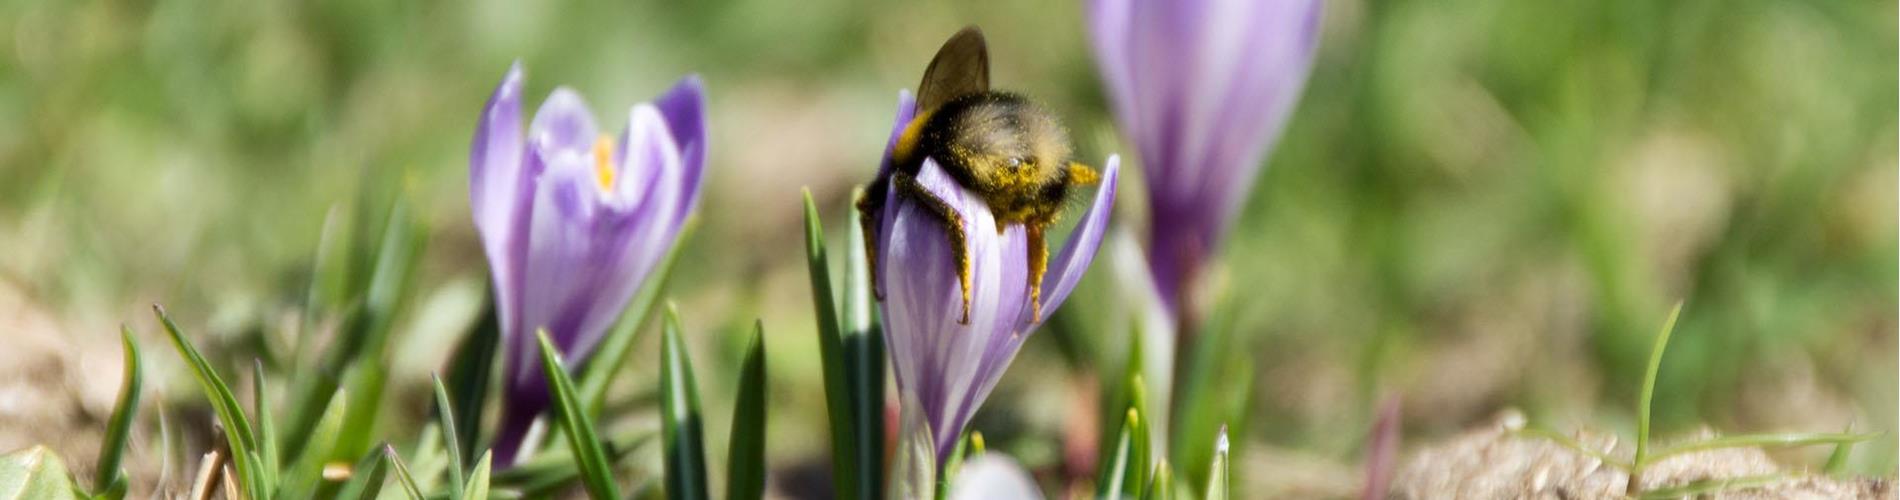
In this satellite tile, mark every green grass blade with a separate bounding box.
[1205,426,1230,500]
[1127,377,1151,496]
[489,430,653,488]
[98,475,127,500]
[286,200,424,461]
[1171,299,1240,495]
[725,323,767,500]
[1825,424,1855,474]
[406,423,447,494]
[579,227,689,415]
[92,327,142,496]
[326,445,389,500]
[840,189,886,500]
[444,300,499,471]
[1141,459,1174,500]
[274,387,348,500]
[537,330,621,499]
[432,375,466,499]
[464,452,492,500]
[1097,408,1137,500]
[802,189,861,500]
[1099,328,1146,497]
[1647,432,1881,462]
[386,446,426,500]
[660,308,709,500]
[333,361,388,463]
[155,305,266,500]
[253,361,280,488]
[302,205,349,335]
[1633,302,1683,468]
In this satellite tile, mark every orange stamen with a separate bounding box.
[593,134,616,189]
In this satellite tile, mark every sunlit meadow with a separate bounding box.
[0,0,1893,498]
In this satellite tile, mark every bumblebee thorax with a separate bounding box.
[897,92,1074,223]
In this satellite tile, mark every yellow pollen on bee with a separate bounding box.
[593,134,616,189]
[1067,162,1101,185]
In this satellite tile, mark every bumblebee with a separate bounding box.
[859,26,1102,324]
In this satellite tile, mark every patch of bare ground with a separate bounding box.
[1392,412,1893,499]
[0,281,104,477]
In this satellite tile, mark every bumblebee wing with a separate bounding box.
[917,26,990,112]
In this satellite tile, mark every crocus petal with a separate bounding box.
[949,455,1045,500]
[1089,0,1321,311]
[481,67,705,464]
[881,158,1032,460]
[869,92,919,296]
[1087,0,1135,130]
[530,88,600,155]
[513,106,683,384]
[874,77,1118,465]
[878,91,919,179]
[471,62,528,326]
[512,152,615,386]
[650,74,708,231]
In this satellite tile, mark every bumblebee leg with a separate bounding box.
[1025,223,1049,323]
[854,188,886,300]
[1067,161,1101,186]
[894,173,974,324]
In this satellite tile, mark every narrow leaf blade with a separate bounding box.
[253,361,280,487]
[444,298,500,470]
[538,330,621,499]
[1825,424,1856,475]
[273,386,348,500]
[385,446,426,500]
[1097,408,1137,500]
[433,374,466,499]
[660,308,709,500]
[464,451,492,500]
[92,327,142,495]
[840,192,886,499]
[155,305,265,500]
[725,323,768,500]
[1206,426,1231,500]
[1634,302,1684,467]
[802,189,860,500]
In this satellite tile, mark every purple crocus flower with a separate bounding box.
[469,63,706,463]
[1088,0,1321,313]
[870,92,1119,469]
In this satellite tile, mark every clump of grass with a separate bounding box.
[1514,302,1879,497]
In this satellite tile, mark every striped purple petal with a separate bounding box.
[874,95,1120,463]
[1089,0,1321,312]
[470,64,707,465]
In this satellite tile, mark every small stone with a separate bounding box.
[1498,409,1527,431]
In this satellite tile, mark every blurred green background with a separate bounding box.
[1,0,1893,494]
